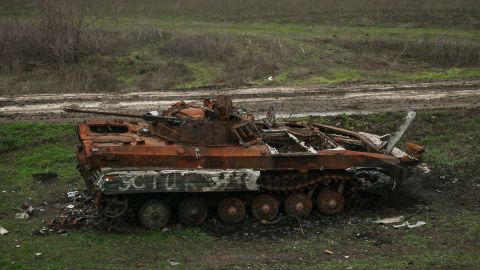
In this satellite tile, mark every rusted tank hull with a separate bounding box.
[77,142,407,181]
[66,96,423,229]
[78,142,408,197]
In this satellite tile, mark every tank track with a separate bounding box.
[258,171,356,193]
[258,171,360,212]
[89,169,361,229]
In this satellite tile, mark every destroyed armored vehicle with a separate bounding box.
[65,96,424,229]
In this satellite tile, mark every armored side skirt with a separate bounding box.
[94,168,261,195]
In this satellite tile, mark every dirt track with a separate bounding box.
[1,80,479,122]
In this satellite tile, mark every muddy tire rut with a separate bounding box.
[1,80,479,122]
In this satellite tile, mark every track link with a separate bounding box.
[258,171,356,194]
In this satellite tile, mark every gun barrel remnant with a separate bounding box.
[63,108,180,124]
[63,108,145,118]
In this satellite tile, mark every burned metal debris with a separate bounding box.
[374,215,427,229]
[14,213,29,219]
[14,202,35,220]
[49,191,99,230]
[63,95,424,230]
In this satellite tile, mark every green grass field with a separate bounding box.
[0,0,479,94]
[0,108,479,269]
[1,2,479,269]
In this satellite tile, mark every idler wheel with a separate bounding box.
[317,189,345,215]
[100,195,128,218]
[284,193,312,217]
[139,200,171,229]
[251,194,279,221]
[178,197,208,226]
[217,197,245,224]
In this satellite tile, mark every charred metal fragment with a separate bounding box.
[353,168,396,192]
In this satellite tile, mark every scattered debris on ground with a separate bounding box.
[15,213,29,219]
[31,226,70,237]
[67,191,79,200]
[31,227,50,237]
[374,216,405,224]
[393,221,427,228]
[49,191,99,230]
[0,226,8,235]
[374,215,426,229]
[14,202,35,220]
[19,202,34,215]
[417,163,431,174]
[167,258,180,266]
[323,249,333,255]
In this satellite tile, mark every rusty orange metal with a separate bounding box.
[65,95,424,228]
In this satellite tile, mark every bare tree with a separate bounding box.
[34,0,102,66]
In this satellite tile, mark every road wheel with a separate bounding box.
[285,193,312,217]
[178,197,208,226]
[317,189,345,215]
[139,200,171,229]
[97,195,128,218]
[217,197,245,224]
[251,194,279,221]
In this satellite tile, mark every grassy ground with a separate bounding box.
[0,108,479,269]
[0,1,479,94]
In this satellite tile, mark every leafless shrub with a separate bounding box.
[155,31,302,85]
[91,27,164,56]
[137,61,193,90]
[339,36,480,67]
[57,65,118,92]
[0,0,103,69]
[0,23,163,69]
[224,36,301,85]
[158,32,235,61]
[114,0,480,28]
[0,0,167,93]
[6,0,480,28]
[225,52,280,86]
[35,0,95,65]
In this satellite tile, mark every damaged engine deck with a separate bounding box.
[63,95,424,229]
